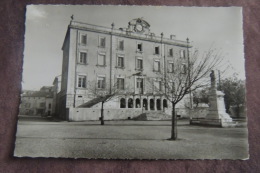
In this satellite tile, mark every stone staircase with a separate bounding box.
[133,111,171,120]
[77,95,113,108]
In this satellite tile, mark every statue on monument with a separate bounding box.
[210,70,215,83]
[210,70,217,88]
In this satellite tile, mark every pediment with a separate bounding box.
[128,18,150,34]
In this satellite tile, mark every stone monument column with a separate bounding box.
[204,70,232,127]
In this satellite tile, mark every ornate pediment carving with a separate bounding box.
[128,18,150,34]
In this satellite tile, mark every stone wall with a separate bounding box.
[189,107,209,118]
[68,106,210,121]
[229,105,246,118]
[161,106,209,119]
[69,108,143,121]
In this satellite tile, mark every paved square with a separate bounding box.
[14,116,248,159]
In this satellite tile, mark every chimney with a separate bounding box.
[170,35,176,39]
[150,33,155,38]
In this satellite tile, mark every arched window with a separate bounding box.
[128,98,133,108]
[156,99,161,110]
[120,98,126,108]
[136,98,140,108]
[150,99,154,110]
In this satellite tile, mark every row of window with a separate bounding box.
[137,43,181,56]
[23,103,52,109]
[80,34,124,50]
[25,97,43,99]
[79,52,186,73]
[77,76,177,93]
[129,58,187,73]
[79,52,106,66]
[78,76,122,89]
[80,34,186,57]
[78,76,125,90]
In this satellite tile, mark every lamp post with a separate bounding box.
[218,70,221,90]
[186,38,193,109]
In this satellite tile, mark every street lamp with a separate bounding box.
[186,38,193,109]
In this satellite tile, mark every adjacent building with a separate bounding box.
[59,18,191,121]
[19,86,54,116]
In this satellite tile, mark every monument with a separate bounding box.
[191,70,233,127]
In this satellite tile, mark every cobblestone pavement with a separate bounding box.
[14,116,249,159]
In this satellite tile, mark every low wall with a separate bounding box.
[189,107,209,118]
[69,108,143,121]
[230,106,246,118]
[165,107,209,118]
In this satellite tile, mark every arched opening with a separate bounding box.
[128,98,133,108]
[120,98,126,108]
[150,99,154,110]
[163,99,168,111]
[156,99,161,110]
[143,99,148,110]
[136,98,140,108]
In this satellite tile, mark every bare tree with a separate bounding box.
[192,88,209,107]
[79,80,122,125]
[148,47,224,140]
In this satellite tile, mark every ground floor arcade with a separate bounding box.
[118,95,169,111]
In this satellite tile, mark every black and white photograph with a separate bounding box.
[14,5,248,159]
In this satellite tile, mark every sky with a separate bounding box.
[22,5,244,90]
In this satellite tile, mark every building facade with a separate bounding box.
[20,86,54,116]
[59,18,191,121]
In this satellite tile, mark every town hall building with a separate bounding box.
[58,17,191,121]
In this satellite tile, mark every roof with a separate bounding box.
[64,19,191,48]
[40,86,53,90]
[23,91,53,98]
[53,75,62,85]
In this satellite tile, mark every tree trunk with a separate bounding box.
[170,103,177,140]
[237,104,240,118]
[101,101,104,125]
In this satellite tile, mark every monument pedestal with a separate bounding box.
[190,70,233,127]
[199,89,233,127]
